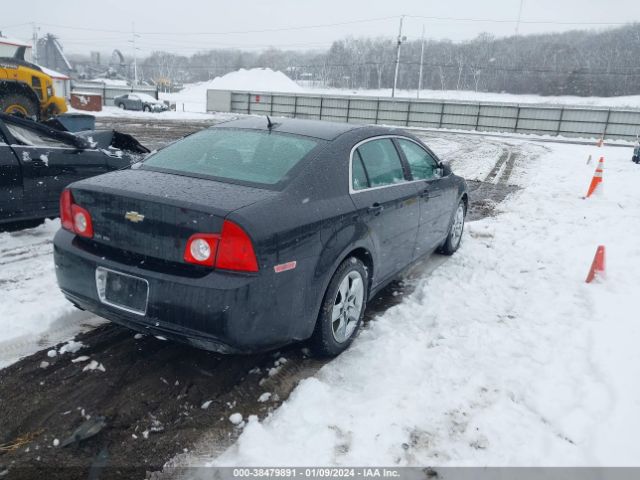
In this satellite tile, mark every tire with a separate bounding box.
[143,105,151,112]
[118,103,126,110]
[438,199,466,255]
[311,257,368,356]
[0,92,38,119]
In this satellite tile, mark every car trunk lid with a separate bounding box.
[70,169,276,264]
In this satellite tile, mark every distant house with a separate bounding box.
[40,65,71,99]
[0,35,32,61]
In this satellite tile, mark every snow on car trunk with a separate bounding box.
[209,143,640,466]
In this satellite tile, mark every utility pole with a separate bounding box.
[31,23,39,64]
[515,0,525,36]
[417,24,425,99]
[392,15,405,98]
[129,22,140,85]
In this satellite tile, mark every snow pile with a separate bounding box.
[205,68,302,93]
[211,144,640,466]
[162,68,302,113]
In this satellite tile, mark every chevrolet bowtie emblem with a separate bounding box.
[124,211,145,223]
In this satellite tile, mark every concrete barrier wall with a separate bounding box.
[207,89,640,141]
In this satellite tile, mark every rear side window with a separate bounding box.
[352,152,369,191]
[142,129,318,186]
[397,138,440,180]
[355,138,405,188]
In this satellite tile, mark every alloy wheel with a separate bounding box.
[331,271,364,343]
[451,203,465,247]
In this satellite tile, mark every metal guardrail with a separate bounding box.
[207,90,640,141]
[71,82,159,107]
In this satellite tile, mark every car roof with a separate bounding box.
[213,116,371,141]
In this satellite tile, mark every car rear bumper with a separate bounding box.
[53,229,308,354]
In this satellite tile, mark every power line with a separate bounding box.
[0,22,32,30]
[406,15,632,26]
[34,16,399,36]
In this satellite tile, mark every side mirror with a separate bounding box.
[440,162,453,177]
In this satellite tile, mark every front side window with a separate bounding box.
[142,129,319,186]
[355,139,405,188]
[396,138,440,180]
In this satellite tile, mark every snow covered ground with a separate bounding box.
[308,87,640,109]
[0,220,104,368]
[67,105,232,121]
[1,125,638,466]
[205,143,640,467]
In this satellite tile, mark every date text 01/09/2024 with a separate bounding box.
[232,468,402,478]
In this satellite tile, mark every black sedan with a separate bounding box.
[0,113,149,226]
[53,117,468,356]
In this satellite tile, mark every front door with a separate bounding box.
[395,138,458,256]
[349,138,421,284]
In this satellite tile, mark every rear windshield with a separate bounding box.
[141,129,319,186]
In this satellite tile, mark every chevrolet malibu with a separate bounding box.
[54,117,468,356]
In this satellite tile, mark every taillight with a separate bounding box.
[184,234,220,267]
[60,189,73,231]
[183,220,258,272]
[60,189,93,239]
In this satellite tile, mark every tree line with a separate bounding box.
[140,23,640,97]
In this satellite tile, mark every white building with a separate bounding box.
[39,65,71,99]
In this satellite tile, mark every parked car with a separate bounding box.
[113,93,169,112]
[54,117,468,356]
[0,113,149,226]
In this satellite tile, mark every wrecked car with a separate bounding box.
[0,113,149,226]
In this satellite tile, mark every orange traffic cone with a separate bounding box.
[585,156,604,198]
[585,245,606,283]
[597,137,604,147]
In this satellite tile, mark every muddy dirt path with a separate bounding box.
[0,120,529,480]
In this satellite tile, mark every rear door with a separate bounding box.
[349,137,421,283]
[395,137,458,256]
[4,121,110,216]
[0,124,24,222]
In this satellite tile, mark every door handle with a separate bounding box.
[368,203,383,216]
[420,188,430,198]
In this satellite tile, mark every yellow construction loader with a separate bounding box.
[0,46,67,120]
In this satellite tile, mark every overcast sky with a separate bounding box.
[1,0,638,56]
